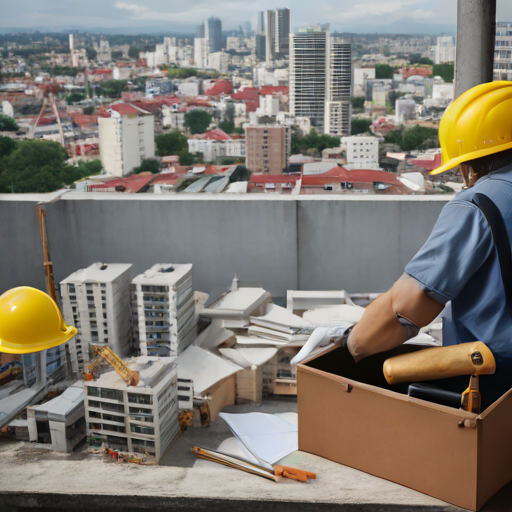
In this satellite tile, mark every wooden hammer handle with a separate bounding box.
[383,342,496,385]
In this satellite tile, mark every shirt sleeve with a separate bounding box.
[404,200,494,305]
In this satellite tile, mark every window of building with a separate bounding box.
[103,414,125,424]
[89,422,102,430]
[129,414,154,423]
[69,295,76,301]
[101,402,124,413]
[128,393,153,405]
[130,424,155,435]
[102,423,126,433]
[89,312,96,318]
[99,388,124,401]
[101,283,106,288]
[88,400,101,408]
[89,411,101,419]
[87,387,99,397]
[68,284,75,293]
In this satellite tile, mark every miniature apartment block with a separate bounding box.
[60,263,133,375]
[131,264,196,357]
[84,356,179,463]
[27,384,85,452]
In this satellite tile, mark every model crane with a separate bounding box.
[85,345,140,387]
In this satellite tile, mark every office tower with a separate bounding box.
[84,356,179,463]
[245,124,291,175]
[132,263,196,357]
[207,17,223,53]
[325,38,352,137]
[98,104,155,176]
[434,36,456,64]
[265,10,276,62]
[265,8,290,61]
[255,34,266,60]
[60,263,133,375]
[197,23,205,38]
[290,26,329,130]
[194,38,209,69]
[494,23,512,81]
[257,11,265,35]
[275,8,290,56]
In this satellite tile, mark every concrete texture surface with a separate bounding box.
[2,398,512,512]
[0,194,448,298]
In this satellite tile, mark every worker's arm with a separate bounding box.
[347,274,444,363]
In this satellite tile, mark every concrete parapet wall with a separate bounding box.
[0,193,449,298]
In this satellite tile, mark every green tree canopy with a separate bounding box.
[179,151,194,166]
[217,120,235,134]
[128,45,140,60]
[432,63,454,83]
[184,109,212,134]
[384,125,439,152]
[351,97,365,110]
[0,140,99,193]
[66,92,86,105]
[155,130,188,156]
[375,64,394,79]
[132,158,160,174]
[351,118,372,135]
[86,46,97,61]
[225,102,235,123]
[97,80,128,98]
[291,129,341,156]
[166,67,198,79]
[409,54,433,65]
[0,115,19,132]
[0,137,18,158]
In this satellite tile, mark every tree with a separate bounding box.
[229,165,251,182]
[132,158,160,174]
[0,115,18,132]
[97,80,128,98]
[351,97,365,110]
[128,46,140,60]
[179,151,194,166]
[225,102,235,123]
[75,159,102,177]
[291,129,341,156]
[351,118,372,135]
[86,46,97,61]
[409,54,433,65]
[388,90,405,110]
[0,137,18,158]
[155,130,188,156]
[375,64,394,79]
[0,139,95,193]
[66,92,86,105]
[166,67,198,79]
[184,109,212,135]
[217,120,235,134]
[384,126,439,152]
[432,63,454,83]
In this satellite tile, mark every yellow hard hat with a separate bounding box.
[0,287,77,354]
[431,81,512,175]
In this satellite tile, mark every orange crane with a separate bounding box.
[85,345,140,387]
[36,204,58,302]
[28,83,65,146]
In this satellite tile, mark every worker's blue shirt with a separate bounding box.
[405,164,512,368]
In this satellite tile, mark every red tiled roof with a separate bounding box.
[205,80,234,96]
[409,152,442,171]
[250,174,300,184]
[129,100,163,113]
[93,69,113,75]
[402,67,432,79]
[193,128,231,141]
[110,103,140,116]
[232,87,260,112]
[88,174,154,193]
[259,85,289,96]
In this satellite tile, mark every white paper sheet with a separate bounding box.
[219,412,298,466]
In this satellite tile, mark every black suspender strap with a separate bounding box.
[471,193,512,321]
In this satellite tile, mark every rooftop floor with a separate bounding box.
[2,399,511,512]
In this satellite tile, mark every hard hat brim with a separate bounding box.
[0,325,77,354]
[430,140,512,175]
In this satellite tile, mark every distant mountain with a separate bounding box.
[0,24,197,35]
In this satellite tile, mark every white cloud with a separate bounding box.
[113,2,149,14]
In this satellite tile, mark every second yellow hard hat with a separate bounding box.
[431,81,512,175]
[0,287,77,354]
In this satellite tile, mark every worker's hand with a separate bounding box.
[347,274,444,363]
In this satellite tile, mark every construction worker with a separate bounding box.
[0,287,76,354]
[346,81,512,409]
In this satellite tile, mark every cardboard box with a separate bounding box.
[297,344,512,511]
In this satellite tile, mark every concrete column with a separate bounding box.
[455,0,496,98]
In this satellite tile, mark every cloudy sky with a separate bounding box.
[1,0,511,32]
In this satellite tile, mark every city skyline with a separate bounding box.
[1,0,511,34]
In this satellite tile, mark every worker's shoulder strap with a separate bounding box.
[471,193,512,321]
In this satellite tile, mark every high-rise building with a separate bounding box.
[207,17,223,53]
[60,263,133,375]
[194,38,209,69]
[257,11,265,35]
[131,263,196,358]
[325,38,352,137]
[434,36,456,64]
[245,124,291,174]
[84,356,179,463]
[290,26,351,134]
[197,23,205,38]
[275,8,290,56]
[255,34,266,60]
[98,104,155,176]
[494,22,512,81]
[265,8,290,62]
[208,51,230,74]
[290,26,329,130]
